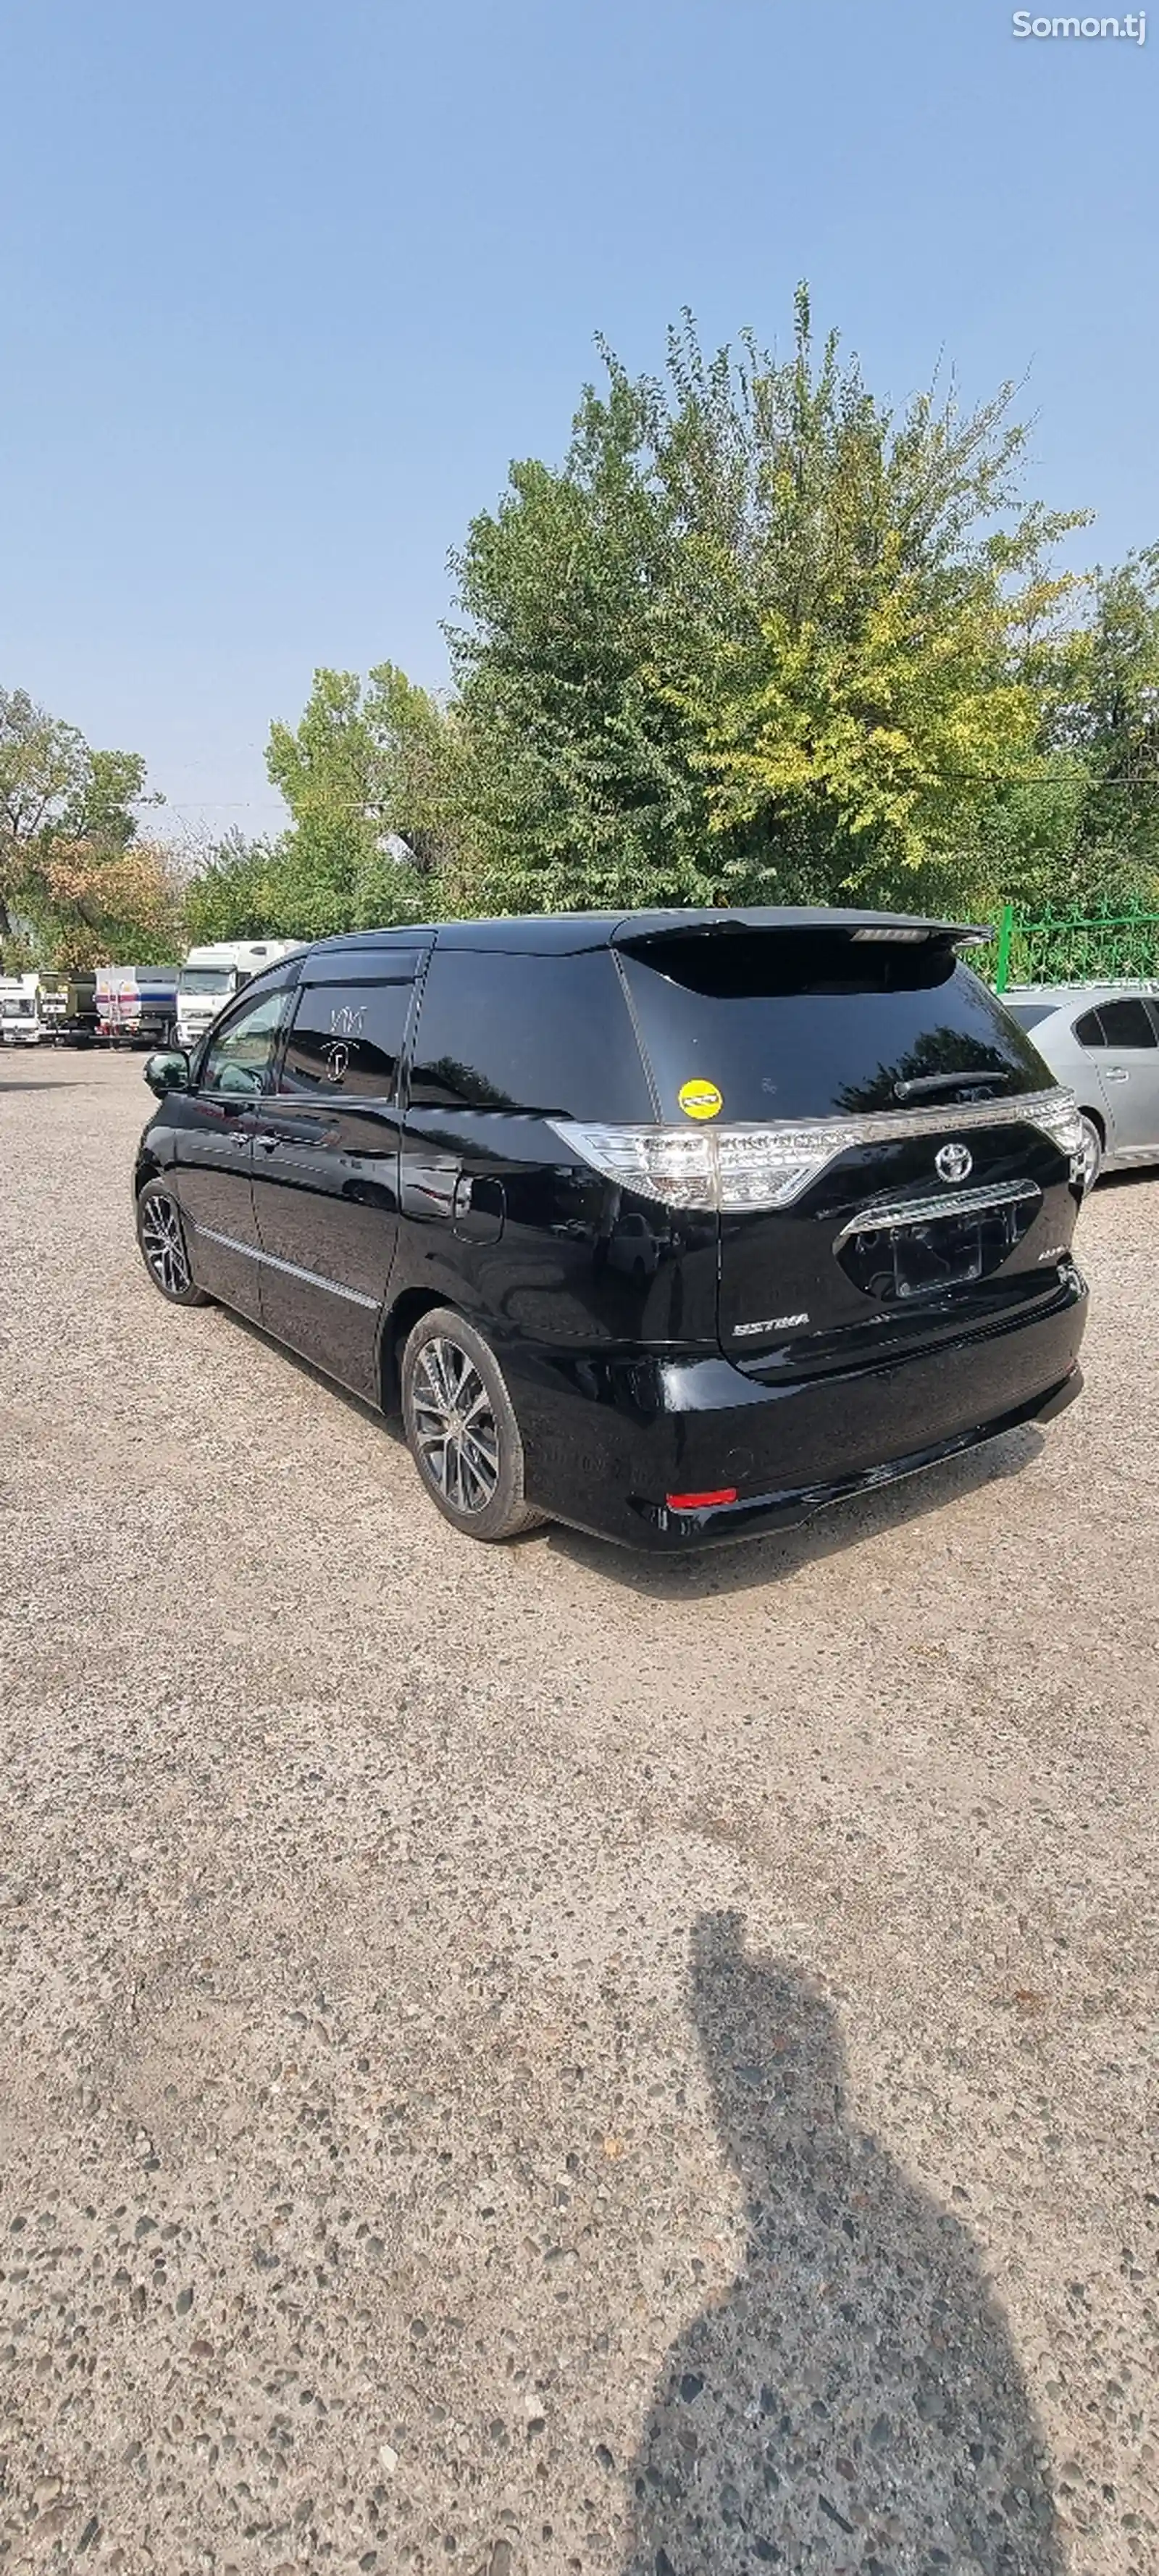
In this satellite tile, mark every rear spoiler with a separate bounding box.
[611,914,995,951]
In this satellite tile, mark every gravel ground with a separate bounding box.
[1,1046,1156,2576]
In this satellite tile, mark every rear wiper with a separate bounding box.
[892,1070,1011,1102]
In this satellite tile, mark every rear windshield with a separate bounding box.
[618,929,1050,1120]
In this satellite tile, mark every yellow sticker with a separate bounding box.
[678,1077,723,1121]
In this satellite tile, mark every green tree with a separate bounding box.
[183,831,289,943]
[259,663,462,936]
[35,837,185,971]
[0,685,169,963]
[908,554,1159,928]
[1053,549,1159,878]
[450,293,1085,914]
[0,688,88,943]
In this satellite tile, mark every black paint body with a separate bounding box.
[135,909,1087,1550]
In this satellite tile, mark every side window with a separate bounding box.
[408,949,653,1121]
[279,979,414,1101]
[1097,997,1158,1049]
[1074,1009,1105,1048]
[199,988,288,1096]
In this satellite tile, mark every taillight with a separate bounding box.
[547,1090,1083,1212]
[547,1120,844,1210]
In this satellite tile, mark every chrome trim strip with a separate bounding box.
[556,1085,1074,1154]
[196,1224,380,1310]
[714,1085,1072,1149]
[835,1179,1041,1243]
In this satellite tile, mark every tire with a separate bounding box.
[135,1180,211,1306]
[401,1307,545,1542]
[1078,1113,1103,1193]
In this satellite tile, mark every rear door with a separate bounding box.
[248,952,423,1399]
[616,923,1078,1375]
[398,941,688,1351]
[1076,996,1159,1156]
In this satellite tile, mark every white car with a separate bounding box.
[1003,981,1159,1188]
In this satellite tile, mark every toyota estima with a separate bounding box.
[134,907,1088,1550]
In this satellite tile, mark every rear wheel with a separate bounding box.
[401,1308,545,1542]
[135,1180,210,1305]
[1078,1113,1103,1193]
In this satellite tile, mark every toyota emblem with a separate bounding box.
[935,1141,973,1185]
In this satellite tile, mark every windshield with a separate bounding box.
[1,997,31,1018]
[179,967,235,996]
[618,929,1050,1120]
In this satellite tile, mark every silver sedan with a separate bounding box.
[1004,982,1159,1188]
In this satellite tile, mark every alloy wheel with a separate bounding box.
[409,1334,501,1514]
[1078,1117,1102,1193]
[141,1191,192,1297]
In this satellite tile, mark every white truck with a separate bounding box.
[0,974,46,1045]
[175,940,306,1049]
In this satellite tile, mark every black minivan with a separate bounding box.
[135,908,1087,1550]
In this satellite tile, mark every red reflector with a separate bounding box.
[665,1487,738,1512]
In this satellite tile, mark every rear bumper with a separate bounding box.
[513,1270,1087,1551]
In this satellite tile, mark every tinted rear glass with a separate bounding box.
[1097,997,1157,1048]
[281,978,414,1101]
[409,948,652,1120]
[618,930,1049,1120]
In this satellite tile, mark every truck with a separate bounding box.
[14,972,100,1046]
[41,972,99,1045]
[175,939,306,1049]
[94,964,180,1047]
[0,974,46,1046]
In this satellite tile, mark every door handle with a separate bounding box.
[251,1133,280,1151]
[1105,1067,1129,1082]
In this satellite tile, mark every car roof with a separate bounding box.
[1005,980,1159,1008]
[306,905,989,961]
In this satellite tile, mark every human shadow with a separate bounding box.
[622,1915,1062,2575]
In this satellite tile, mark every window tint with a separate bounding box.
[1096,996,1158,1049]
[617,930,1047,1121]
[1074,1009,1105,1048]
[280,978,414,1100]
[409,948,652,1120]
[199,987,288,1096]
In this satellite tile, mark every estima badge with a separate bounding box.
[935,1141,973,1185]
[733,1312,810,1336]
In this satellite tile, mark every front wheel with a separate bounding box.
[1078,1114,1103,1193]
[401,1309,545,1542]
[135,1180,210,1305]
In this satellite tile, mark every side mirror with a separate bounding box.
[144,1048,190,1099]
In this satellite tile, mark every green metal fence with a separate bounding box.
[993,896,1159,993]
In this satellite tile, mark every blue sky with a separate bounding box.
[1,0,1155,844]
